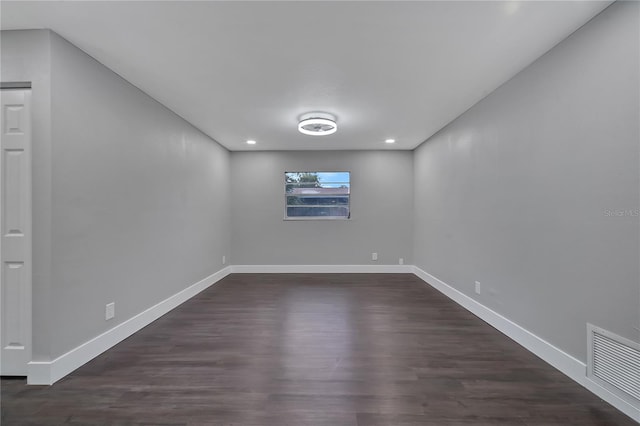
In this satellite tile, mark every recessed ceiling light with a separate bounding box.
[246,140,256,145]
[385,139,396,144]
[298,112,337,136]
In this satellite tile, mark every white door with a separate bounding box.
[0,89,32,376]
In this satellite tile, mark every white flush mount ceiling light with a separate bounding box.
[298,112,337,136]
[385,139,396,144]
[246,139,256,145]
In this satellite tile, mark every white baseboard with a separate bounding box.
[230,264,413,274]
[27,266,232,386]
[412,266,639,423]
[24,263,639,422]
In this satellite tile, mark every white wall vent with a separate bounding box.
[587,324,640,405]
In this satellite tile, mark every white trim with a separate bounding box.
[27,267,232,385]
[23,263,640,422]
[412,266,640,423]
[230,264,413,274]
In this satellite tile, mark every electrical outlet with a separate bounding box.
[372,252,378,261]
[475,281,481,295]
[222,255,226,265]
[105,302,115,320]
[399,258,404,265]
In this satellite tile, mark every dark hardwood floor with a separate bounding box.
[1,273,635,425]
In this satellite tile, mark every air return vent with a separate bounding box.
[587,324,640,404]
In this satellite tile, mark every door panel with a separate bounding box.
[0,89,32,376]
[4,149,27,237]
[3,262,26,349]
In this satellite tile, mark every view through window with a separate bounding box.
[285,172,350,219]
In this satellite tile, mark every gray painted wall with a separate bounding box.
[231,151,413,265]
[2,30,231,360]
[413,2,639,362]
[3,2,638,373]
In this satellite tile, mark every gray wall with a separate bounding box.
[413,1,639,362]
[3,2,638,369]
[2,30,231,360]
[231,151,413,265]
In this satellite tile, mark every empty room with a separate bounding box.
[0,1,638,425]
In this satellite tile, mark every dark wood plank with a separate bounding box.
[1,273,634,425]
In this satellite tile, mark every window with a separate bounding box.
[285,172,350,220]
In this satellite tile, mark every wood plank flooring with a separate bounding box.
[1,273,635,425]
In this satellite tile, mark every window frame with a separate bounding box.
[284,171,351,221]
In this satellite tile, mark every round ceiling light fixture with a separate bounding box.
[298,112,337,136]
